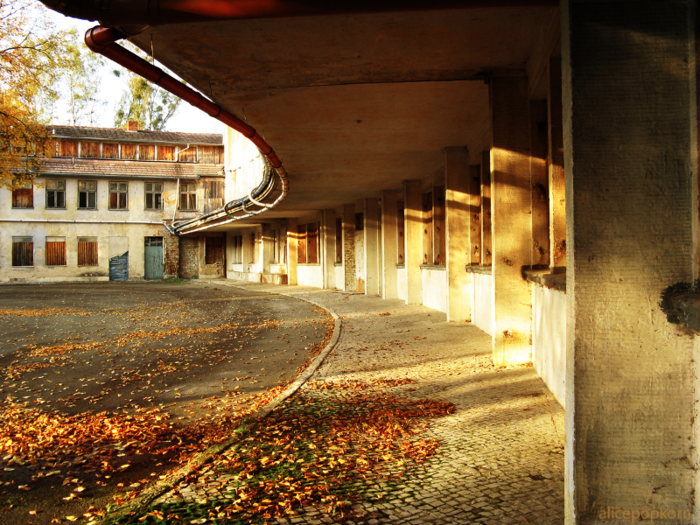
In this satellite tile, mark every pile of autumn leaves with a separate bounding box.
[112,379,455,524]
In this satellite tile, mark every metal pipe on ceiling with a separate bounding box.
[41,0,558,27]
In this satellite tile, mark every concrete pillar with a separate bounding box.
[562,1,696,522]
[445,147,472,323]
[261,224,273,275]
[468,165,481,265]
[322,209,336,289]
[364,198,381,296]
[286,220,298,286]
[490,74,532,366]
[548,56,566,271]
[530,100,549,268]
[381,190,399,299]
[403,180,423,305]
[480,151,492,266]
[342,204,355,292]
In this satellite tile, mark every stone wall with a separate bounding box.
[179,237,199,279]
[164,234,179,278]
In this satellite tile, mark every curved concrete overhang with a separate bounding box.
[124,7,557,224]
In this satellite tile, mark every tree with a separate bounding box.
[62,28,106,127]
[0,0,70,188]
[113,47,181,131]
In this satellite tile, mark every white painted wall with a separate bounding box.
[471,273,494,336]
[421,268,447,313]
[334,265,344,290]
[532,284,566,408]
[297,265,323,288]
[397,267,407,301]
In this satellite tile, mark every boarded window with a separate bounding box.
[78,180,97,209]
[297,224,307,264]
[78,236,98,266]
[46,180,66,209]
[140,144,155,161]
[205,180,222,199]
[80,142,99,158]
[433,186,445,265]
[12,182,33,208]
[397,201,405,265]
[205,237,224,265]
[59,140,78,157]
[199,146,223,164]
[355,213,364,231]
[335,218,343,263]
[102,143,119,159]
[178,147,196,163]
[121,144,137,160]
[109,182,128,209]
[12,237,33,267]
[158,146,175,161]
[45,236,66,266]
[179,182,197,210]
[145,182,163,210]
[297,222,318,264]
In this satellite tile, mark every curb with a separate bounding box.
[97,290,342,524]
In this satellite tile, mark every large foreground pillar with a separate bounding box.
[562,1,697,522]
[382,190,399,299]
[404,180,423,305]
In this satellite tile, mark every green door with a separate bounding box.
[144,237,163,279]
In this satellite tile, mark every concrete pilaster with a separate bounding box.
[342,204,355,292]
[468,165,481,266]
[381,190,399,299]
[404,180,423,305]
[562,1,696,521]
[322,209,335,289]
[490,74,532,366]
[364,198,381,296]
[530,100,549,268]
[262,224,273,274]
[445,147,472,323]
[548,56,566,271]
[480,151,492,266]
[286,220,298,286]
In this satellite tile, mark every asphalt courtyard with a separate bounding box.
[0,281,334,525]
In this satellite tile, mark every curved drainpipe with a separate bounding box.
[83,25,289,234]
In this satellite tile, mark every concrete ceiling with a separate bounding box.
[130,7,556,221]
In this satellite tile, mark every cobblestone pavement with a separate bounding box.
[157,283,565,525]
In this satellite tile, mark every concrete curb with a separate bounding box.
[97,290,342,524]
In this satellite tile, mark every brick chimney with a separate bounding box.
[127,121,139,132]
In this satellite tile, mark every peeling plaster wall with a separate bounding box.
[471,273,494,336]
[421,268,447,313]
[532,284,566,408]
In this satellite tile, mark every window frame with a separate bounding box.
[78,180,98,210]
[45,179,66,210]
[45,236,67,267]
[179,182,197,211]
[144,182,164,211]
[12,181,33,209]
[78,236,98,267]
[109,181,128,210]
[12,236,34,267]
[297,221,319,265]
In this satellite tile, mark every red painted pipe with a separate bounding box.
[84,26,287,181]
[45,0,558,27]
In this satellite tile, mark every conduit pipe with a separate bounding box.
[42,0,559,27]
[83,25,289,224]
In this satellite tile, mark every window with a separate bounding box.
[12,237,33,267]
[109,182,128,209]
[179,182,197,210]
[205,237,224,265]
[78,237,98,266]
[335,218,343,264]
[433,186,446,265]
[78,181,97,209]
[297,222,319,264]
[46,180,66,209]
[145,182,163,210]
[12,182,33,208]
[231,235,243,264]
[271,229,285,264]
[397,201,405,265]
[45,236,66,266]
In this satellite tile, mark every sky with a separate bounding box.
[41,5,225,135]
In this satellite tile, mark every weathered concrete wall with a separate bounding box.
[471,273,494,337]
[397,267,407,301]
[421,268,447,313]
[532,284,566,408]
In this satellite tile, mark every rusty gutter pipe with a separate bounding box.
[83,25,289,233]
[42,0,558,27]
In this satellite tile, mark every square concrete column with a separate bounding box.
[530,100,549,268]
[381,190,399,299]
[490,74,533,366]
[322,209,336,289]
[445,147,473,322]
[364,198,381,296]
[342,204,355,292]
[261,224,273,275]
[562,1,696,522]
[286,220,298,286]
[403,180,423,305]
[548,56,566,271]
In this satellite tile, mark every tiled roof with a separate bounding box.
[47,125,223,146]
[38,157,224,179]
